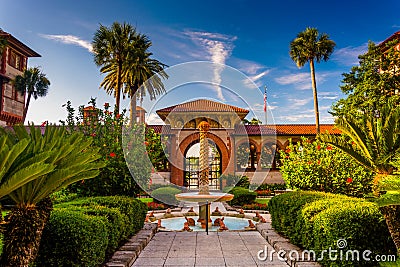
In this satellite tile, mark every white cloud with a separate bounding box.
[319,92,339,100]
[275,72,333,90]
[40,34,93,53]
[332,43,368,66]
[184,30,237,100]
[146,113,165,125]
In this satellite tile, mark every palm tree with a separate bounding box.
[92,22,138,114]
[319,100,400,254]
[0,124,104,266]
[13,67,50,123]
[290,27,336,134]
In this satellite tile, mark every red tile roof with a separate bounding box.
[233,124,341,135]
[147,124,341,136]
[156,99,249,121]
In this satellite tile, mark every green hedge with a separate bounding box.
[151,186,182,206]
[228,187,257,206]
[269,191,396,267]
[36,196,147,266]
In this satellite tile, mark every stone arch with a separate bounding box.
[179,132,230,174]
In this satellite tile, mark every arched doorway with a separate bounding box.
[184,140,222,190]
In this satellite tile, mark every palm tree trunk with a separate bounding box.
[129,85,139,126]
[1,198,53,267]
[379,205,400,255]
[309,60,320,134]
[115,61,122,114]
[22,92,32,123]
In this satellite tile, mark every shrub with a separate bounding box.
[242,203,268,210]
[255,189,273,197]
[36,196,147,266]
[147,201,166,210]
[280,137,374,197]
[269,191,396,267]
[151,186,182,206]
[219,174,250,189]
[36,210,108,267]
[228,187,257,206]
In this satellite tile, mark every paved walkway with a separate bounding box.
[132,231,289,267]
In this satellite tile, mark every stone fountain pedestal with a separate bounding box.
[175,121,233,228]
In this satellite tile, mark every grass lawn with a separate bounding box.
[255,198,270,205]
[379,258,400,266]
[137,197,153,203]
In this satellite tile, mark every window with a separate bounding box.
[9,50,23,70]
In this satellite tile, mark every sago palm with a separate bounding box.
[13,67,50,123]
[93,21,138,114]
[0,124,104,266]
[319,100,400,254]
[290,27,335,134]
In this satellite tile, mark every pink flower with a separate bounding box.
[347,178,353,183]
[109,152,116,158]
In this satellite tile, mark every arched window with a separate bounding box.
[236,142,257,170]
[184,141,221,190]
[260,143,281,169]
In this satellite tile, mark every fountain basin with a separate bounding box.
[175,192,234,203]
[159,216,255,231]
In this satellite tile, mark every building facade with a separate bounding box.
[0,30,40,126]
[148,99,340,187]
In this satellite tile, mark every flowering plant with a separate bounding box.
[279,137,374,197]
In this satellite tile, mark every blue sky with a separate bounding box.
[1,0,399,125]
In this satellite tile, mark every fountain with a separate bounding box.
[175,121,234,228]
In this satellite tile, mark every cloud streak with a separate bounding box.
[40,34,93,53]
[184,30,237,100]
[332,43,368,66]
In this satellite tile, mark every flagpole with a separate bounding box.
[263,85,267,125]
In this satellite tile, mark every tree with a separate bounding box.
[290,27,336,134]
[0,124,104,266]
[242,117,262,125]
[13,67,50,123]
[332,40,400,118]
[0,30,7,54]
[92,22,138,114]
[319,100,400,254]
[100,32,168,124]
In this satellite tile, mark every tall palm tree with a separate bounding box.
[100,32,168,124]
[0,124,104,266]
[13,67,50,123]
[290,27,336,134]
[319,100,400,254]
[92,22,138,114]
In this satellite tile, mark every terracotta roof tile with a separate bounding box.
[233,124,341,135]
[156,99,249,114]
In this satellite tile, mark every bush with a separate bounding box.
[36,210,108,267]
[36,196,147,266]
[269,191,396,267]
[280,137,374,197]
[242,203,268,210]
[219,174,250,189]
[228,187,257,206]
[151,186,182,206]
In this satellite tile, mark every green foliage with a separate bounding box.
[61,98,151,197]
[36,210,108,267]
[228,187,257,206]
[145,127,169,171]
[219,174,250,189]
[36,196,147,266]
[269,191,396,267]
[151,186,182,206]
[0,124,104,205]
[332,40,400,118]
[280,137,374,197]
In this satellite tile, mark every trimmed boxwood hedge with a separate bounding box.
[228,187,257,206]
[151,186,182,206]
[269,191,396,267]
[36,196,147,266]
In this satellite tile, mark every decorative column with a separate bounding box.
[198,121,210,195]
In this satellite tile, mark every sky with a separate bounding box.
[1,0,399,125]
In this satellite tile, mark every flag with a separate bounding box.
[263,86,267,112]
